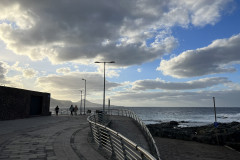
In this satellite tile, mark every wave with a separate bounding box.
[217,113,240,121]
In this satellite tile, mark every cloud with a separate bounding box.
[0,0,233,67]
[96,64,120,78]
[22,68,38,78]
[158,34,240,78]
[36,72,121,101]
[0,61,24,87]
[111,89,240,107]
[137,68,141,73]
[171,0,232,27]
[132,77,231,90]
[0,61,8,83]
[56,67,71,74]
[9,61,38,78]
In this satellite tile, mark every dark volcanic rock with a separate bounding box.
[147,122,240,151]
[169,121,179,126]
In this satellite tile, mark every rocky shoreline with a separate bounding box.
[147,121,240,151]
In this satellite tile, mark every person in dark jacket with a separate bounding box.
[69,105,74,116]
[55,105,59,116]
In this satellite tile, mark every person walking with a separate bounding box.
[55,105,59,116]
[74,105,78,115]
[69,105,74,116]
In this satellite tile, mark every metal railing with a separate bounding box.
[50,108,87,115]
[87,109,161,160]
[107,109,161,160]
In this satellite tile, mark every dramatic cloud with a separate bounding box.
[0,0,232,66]
[132,77,231,90]
[36,72,121,100]
[158,34,240,78]
[111,89,240,107]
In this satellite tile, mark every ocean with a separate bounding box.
[127,107,240,127]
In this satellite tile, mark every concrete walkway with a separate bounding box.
[109,116,151,153]
[0,115,152,160]
[0,115,106,160]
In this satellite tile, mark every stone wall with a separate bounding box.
[0,86,50,120]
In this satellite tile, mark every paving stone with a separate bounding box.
[0,115,106,160]
[0,155,9,159]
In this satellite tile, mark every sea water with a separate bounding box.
[127,107,240,127]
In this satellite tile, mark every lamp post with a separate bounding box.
[80,90,82,115]
[108,98,110,114]
[82,79,86,115]
[94,61,115,112]
[213,97,218,127]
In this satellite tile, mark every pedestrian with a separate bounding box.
[74,105,78,115]
[55,105,59,116]
[69,105,74,116]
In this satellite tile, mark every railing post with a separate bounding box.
[89,122,94,142]
[141,152,147,160]
[97,126,102,149]
[120,138,127,160]
[94,115,97,123]
[108,131,116,159]
[101,113,104,124]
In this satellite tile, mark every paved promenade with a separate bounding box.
[0,115,152,160]
[0,115,106,160]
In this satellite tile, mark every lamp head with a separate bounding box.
[94,61,115,63]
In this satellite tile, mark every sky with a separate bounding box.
[0,0,240,107]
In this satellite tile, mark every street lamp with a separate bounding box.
[82,79,86,115]
[80,90,82,115]
[213,97,218,127]
[94,61,115,112]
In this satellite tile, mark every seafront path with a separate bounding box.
[0,115,150,160]
[0,115,105,160]
[1,114,239,160]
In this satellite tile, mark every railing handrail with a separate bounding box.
[87,109,161,160]
[88,115,155,159]
[107,109,161,160]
